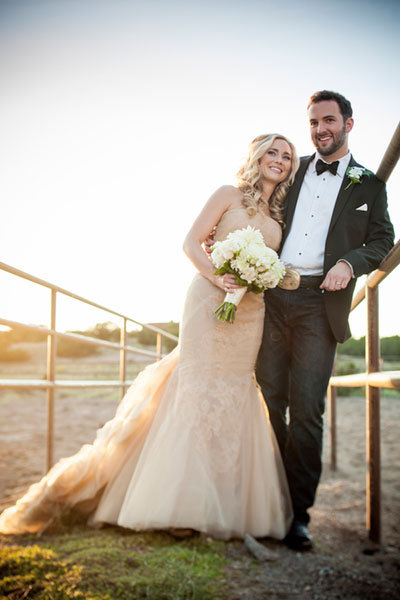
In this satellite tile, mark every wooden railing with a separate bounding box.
[0,261,178,471]
[327,121,400,544]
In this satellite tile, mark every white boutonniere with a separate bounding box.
[345,166,373,190]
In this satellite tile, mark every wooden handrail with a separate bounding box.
[376,121,400,182]
[0,317,162,359]
[326,122,400,544]
[0,379,137,389]
[0,261,178,472]
[328,236,399,544]
[0,261,178,342]
[351,240,400,310]
[329,371,400,389]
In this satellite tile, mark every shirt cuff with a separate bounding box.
[336,259,354,278]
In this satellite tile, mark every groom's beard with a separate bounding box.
[313,124,347,157]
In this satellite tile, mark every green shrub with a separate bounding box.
[335,360,358,376]
[334,359,363,397]
[56,337,98,358]
[337,335,400,359]
[337,337,365,356]
[76,322,121,342]
[381,335,400,358]
[130,322,179,353]
[0,327,47,346]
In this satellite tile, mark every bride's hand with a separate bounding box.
[214,274,242,293]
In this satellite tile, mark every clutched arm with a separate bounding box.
[183,186,243,293]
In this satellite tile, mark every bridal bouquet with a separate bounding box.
[211,226,285,323]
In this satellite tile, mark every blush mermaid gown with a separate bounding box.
[0,208,292,540]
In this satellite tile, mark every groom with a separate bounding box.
[256,90,394,551]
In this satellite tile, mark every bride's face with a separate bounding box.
[259,138,292,185]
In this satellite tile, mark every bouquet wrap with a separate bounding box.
[214,287,247,323]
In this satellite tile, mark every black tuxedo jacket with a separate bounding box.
[281,154,394,343]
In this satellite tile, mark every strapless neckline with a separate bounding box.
[215,206,282,252]
[222,206,280,227]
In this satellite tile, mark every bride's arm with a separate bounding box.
[183,186,242,292]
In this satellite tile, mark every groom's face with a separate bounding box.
[308,100,353,158]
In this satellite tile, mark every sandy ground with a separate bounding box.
[0,345,399,598]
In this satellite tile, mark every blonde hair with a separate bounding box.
[237,134,299,227]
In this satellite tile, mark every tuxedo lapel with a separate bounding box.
[327,155,361,235]
[282,155,313,244]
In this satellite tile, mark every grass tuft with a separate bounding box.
[0,527,228,600]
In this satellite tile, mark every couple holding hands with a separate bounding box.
[0,90,394,552]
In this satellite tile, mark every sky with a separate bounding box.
[0,0,399,337]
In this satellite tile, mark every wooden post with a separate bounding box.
[327,382,337,471]
[366,285,381,543]
[156,333,162,361]
[120,318,127,402]
[46,289,56,472]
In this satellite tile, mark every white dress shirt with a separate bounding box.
[280,151,352,275]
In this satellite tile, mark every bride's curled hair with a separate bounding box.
[237,134,299,227]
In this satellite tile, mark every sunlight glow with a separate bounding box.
[1,0,399,337]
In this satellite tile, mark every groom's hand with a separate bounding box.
[320,261,352,292]
[203,227,216,256]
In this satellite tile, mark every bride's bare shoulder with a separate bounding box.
[212,185,243,207]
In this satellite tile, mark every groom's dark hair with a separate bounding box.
[308,90,353,121]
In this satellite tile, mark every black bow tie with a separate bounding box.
[316,158,339,176]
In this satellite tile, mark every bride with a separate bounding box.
[0,133,299,540]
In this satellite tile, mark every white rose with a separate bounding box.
[240,266,256,283]
[221,247,234,261]
[349,167,363,178]
[238,226,263,246]
[246,243,267,261]
[224,236,241,253]
[211,246,225,268]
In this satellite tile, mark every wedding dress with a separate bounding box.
[0,208,292,540]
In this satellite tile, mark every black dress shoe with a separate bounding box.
[284,521,313,551]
